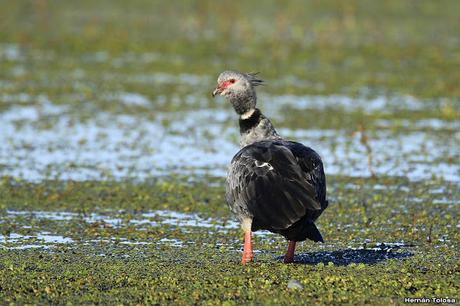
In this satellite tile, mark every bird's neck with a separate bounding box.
[230,93,256,116]
[239,108,281,148]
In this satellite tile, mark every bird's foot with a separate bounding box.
[283,240,296,264]
[283,254,294,264]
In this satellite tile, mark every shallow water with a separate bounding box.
[0,232,73,250]
[1,41,459,183]
[5,209,240,231]
[0,96,458,182]
[1,3,460,301]
[2,199,457,251]
[0,208,268,250]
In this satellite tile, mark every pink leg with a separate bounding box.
[242,231,253,265]
[284,240,296,263]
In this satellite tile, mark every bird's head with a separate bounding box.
[212,70,263,116]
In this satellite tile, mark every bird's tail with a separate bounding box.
[303,220,324,242]
[278,218,324,242]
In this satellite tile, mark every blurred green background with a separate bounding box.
[1,0,459,97]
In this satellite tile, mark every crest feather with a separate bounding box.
[246,72,264,87]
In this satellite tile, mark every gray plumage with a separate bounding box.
[239,108,281,147]
[213,71,263,115]
[213,70,328,243]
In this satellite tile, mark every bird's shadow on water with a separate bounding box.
[278,244,414,266]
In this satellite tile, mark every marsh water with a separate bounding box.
[0,1,459,304]
[1,43,458,251]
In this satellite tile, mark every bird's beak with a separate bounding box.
[212,86,222,97]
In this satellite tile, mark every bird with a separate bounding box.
[212,70,329,264]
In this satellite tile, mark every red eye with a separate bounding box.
[229,79,236,83]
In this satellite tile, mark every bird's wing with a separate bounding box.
[285,141,328,211]
[226,141,325,230]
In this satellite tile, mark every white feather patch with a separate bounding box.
[255,160,274,170]
[240,108,255,120]
[241,217,252,232]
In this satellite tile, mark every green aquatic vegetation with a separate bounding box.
[0,235,458,304]
[0,176,228,217]
[0,0,459,304]
[0,177,459,304]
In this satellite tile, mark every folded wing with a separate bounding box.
[226,140,328,233]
